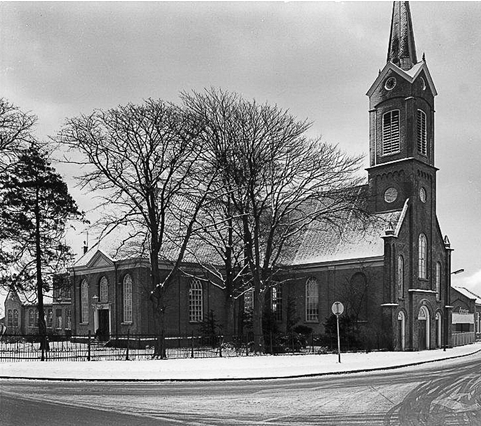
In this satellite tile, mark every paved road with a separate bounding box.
[1,353,480,425]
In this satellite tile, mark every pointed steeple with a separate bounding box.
[387,1,418,71]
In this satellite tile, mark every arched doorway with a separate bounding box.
[397,311,406,351]
[435,312,442,348]
[418,305,430,350]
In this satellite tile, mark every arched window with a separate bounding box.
[382,110,400,155]
[29,309,34,327]
[397,255,405,298]
[80,280,89,323]
[47,308,53,328]
[244,288,254,312]
[271,285,283,321]
[189,279,203,323]
[418,234,427,279]
[7,310,12,327]
[349,273,368,321]
[435,262,441,300]
[13,309,19,327]
[66,309,72,330]
[99,276,109,303]
[123,274,133,323]
[417,110,427,155]
[305,278,319,322]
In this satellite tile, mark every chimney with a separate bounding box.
[83,241,88,255]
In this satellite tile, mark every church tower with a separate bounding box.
[366,1,437,215]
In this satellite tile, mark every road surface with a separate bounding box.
[1,353,480,425]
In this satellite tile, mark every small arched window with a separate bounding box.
[418,234,427,279]
[7,310,12,327]
[435,262,441,300]
[80,280,89,323]
[29,309,35,327]
[305,278,319,322]
[189,279,203,323]
[123,274,133,323]
[99,276,109,303]
[397,255,404,298]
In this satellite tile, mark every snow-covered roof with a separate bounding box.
[287,208,401,266]
[454,287,481,305]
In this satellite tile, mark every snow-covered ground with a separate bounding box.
[1,343,480,381]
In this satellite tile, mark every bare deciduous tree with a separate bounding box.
[58,99,216,358]
[0,98,37,169]
[182,88,368,353]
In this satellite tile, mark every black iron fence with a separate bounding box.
[0,331,364,362]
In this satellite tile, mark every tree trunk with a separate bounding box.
[224,294,235,342]
[34,185,49,359]
[252,283,265,353]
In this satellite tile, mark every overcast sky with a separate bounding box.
[1,1,480,298]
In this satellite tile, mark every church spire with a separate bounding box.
[387,1,418,71]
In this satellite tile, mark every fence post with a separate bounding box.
[126,330,130,361]
[87,330,91,361]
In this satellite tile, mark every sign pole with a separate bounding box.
[336,313,341,363]
[331,301,344,364]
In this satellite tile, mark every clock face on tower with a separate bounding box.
[384,77,397,90]
[384,187,398,203]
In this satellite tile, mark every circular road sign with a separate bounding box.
[331,301,344,316]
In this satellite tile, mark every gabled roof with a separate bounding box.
[366,60,437,97]
[454,287,481,305]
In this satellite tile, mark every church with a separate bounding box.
[4,2,459,351]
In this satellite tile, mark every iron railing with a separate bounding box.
[0,332,333,362]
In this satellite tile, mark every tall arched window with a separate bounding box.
[13,309,19,327]
[7,310,12,327]
[66,309,72,330]
[80,280,89,323]
[29,309,34,327]
[397,255,405,298]
[123,274,133,323]
[417,110,427,155]
[435,262,441,300]
[271,285,283,321]
[418,234,427,279]
[99,276,109,303]
[189,279,203,323]
[305,278,319,322]
[382,110,400,155]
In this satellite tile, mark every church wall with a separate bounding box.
[282,261,385,344]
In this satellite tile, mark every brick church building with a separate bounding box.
[36,1,455,351]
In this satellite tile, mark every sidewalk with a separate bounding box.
[1,343,480,381]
